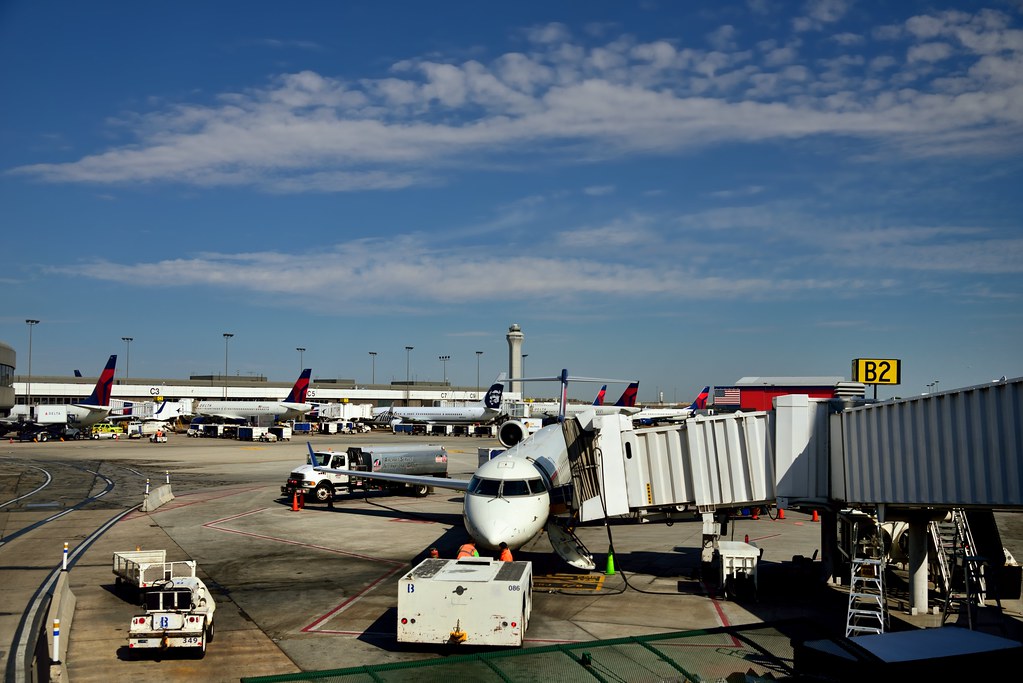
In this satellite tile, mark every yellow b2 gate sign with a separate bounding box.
[852,358,901,385]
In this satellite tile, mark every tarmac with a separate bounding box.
[2,432,1022,682]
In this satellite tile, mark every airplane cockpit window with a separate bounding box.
[501,479,530,496]
[527,478,545,494]
[468,477,501,496]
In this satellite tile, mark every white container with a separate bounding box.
[717,540,760,599]
[397,558,531,647]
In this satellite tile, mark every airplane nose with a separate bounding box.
[464,494,548,550]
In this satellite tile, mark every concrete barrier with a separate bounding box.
[46,571,76,681]
[141,484,174,512]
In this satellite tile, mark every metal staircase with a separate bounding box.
[845,535,889,637]
[930,508,986,601]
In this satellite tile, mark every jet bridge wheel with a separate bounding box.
[314,483,334,502]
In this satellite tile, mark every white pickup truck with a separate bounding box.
[127,576,216,658]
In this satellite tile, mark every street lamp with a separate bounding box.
[439,355,450,384]
[25,320,39,408]
[521,354,528,398]
[475,351,483,396]
[223,333,234,399]
[296,347,305,373]
[926,380,940,394]
[121,337,133,382]
[368,351,377,384]
[405,346,414,405]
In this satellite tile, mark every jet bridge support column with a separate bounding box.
[908,519,930,615]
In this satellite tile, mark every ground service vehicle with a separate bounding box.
[127,576,216,658]
[397,558,532,647]
[282,443,448,502]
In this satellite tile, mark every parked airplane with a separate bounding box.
[2,355,118,438]
[371,377,506,426]
[313,369,635,570]
[630,386,710,425]
[191,369,313,423]
[592,385,607,406]
[310,414,604,570]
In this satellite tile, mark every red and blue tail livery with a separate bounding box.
[82,354,117,407]
[614,382,639,408]
[285,369,312,403]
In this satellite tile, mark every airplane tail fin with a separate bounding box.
[285,369,312,403]
[484,381,505,410]
[592,385,607,406]
[83,355,117,407]
[692,386,710,411]
[614,381,639,407]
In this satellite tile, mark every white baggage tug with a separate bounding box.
[127,576,216,657]
[397,558,531,647]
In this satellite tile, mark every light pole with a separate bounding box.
[296,347,305,373]
[439,355,450,384]
[521,354,527,398]
[223,333,233,399]
[926,380,940,394]
[405,346,414,405]
[368,351,377,384]
[475,351,483,396]
[26,320,39,408]
[121,337,133,382]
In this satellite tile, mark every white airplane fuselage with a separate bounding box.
[374,407,500,425]
[195,400,312,422]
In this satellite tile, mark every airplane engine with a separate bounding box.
[499,420,528,448]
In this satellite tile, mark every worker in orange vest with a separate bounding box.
[498,542,513,562]
[456,540,479,559]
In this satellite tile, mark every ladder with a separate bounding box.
[845,555,889,637]
[932,509,987,603]
[942,552,986,629]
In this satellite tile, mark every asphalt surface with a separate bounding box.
[2,432,1021,682]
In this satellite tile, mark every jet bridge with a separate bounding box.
[566,410,777,524]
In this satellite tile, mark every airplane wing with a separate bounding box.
[313,465,470,492]
[307,443,469,491]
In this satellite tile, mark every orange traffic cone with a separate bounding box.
[751,507,760,520]
[744,534,749,543]
[291,491,301,512]
[811,510,819,522]
[778,508,785,520]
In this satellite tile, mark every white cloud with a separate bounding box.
[10,8,1023,192]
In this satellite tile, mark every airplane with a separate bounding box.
[2,355,118,438]
[313,369,635,570]
[630,386,710,425]
[371,377,506,426]
[191,369,313,423]
[310,415,603,570]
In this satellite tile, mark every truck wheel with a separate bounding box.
[197,625,208,658]
[38,432,49,442]
[412,484,430,498]
[314,483,333,502]
[206,619,215,642]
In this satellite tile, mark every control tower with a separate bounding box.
[506,324,524,395]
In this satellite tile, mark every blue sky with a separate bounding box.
[2,0,1021,401]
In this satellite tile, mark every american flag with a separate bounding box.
[715,387,741,405]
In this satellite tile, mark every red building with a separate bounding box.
[713,376,865,412]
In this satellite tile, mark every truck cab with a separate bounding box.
[285,450,352,502]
